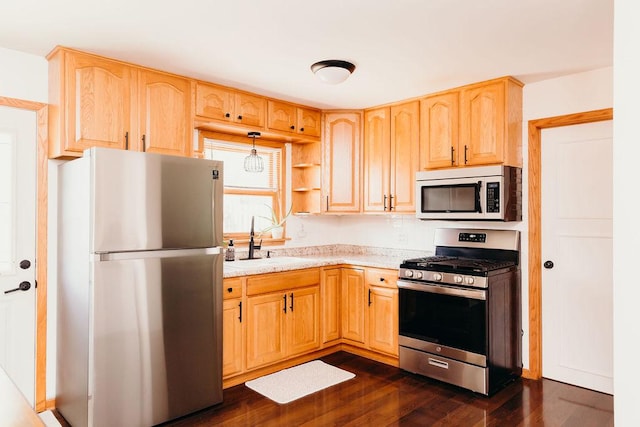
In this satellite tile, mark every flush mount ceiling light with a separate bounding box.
[244,131,264,173]
[310,60,356,84]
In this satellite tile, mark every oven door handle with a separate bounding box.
[397,280,486,301]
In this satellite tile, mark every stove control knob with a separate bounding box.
[415,271,423,279]
[454,275,463,284]
[432,273,443,281]
[404,270,414,278]
[465,276,475,285]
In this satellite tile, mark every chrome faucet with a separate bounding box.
[247,216,262,260]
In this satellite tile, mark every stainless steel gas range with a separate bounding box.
[397,228,522,396]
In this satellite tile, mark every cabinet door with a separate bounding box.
[235,93,266,128]
[341,268,365,343]
[287,286,321,357]
[367,286,399,356]
[63,52,133,153]
[267,100,297,133]
[323,112,361,213]
[363,108,391,212]
[460,81,505,166]
[138,70,192,157]
[321,268,341,343]
[195,83,234,122]
[222,298,243,378]
[390,101,420,212]
[246,293,286,370]
[297,108,321,137]
[420,92,459,169]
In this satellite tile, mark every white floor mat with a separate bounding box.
[245,360,355,404]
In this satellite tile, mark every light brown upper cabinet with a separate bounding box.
[195,83,266,128]
[363,101,420,213]
[322,111,361,213]
[420,76,523,169]
[48,47,192,158]
[267,100,322,138]
[420,91,459,169]
[137,69,193,156]
[48,48,133,157]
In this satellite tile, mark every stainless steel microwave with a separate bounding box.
[416,165,522,221]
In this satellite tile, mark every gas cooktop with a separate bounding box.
[401,256,517,274]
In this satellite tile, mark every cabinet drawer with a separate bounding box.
[223,278,242,300]
[246,268,321,295]
[365,268,398,288]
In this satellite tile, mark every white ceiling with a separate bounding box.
[0,0,613,109]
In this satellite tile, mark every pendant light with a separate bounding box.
[244,131,264,173]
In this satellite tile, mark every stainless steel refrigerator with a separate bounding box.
[56,147,224,427]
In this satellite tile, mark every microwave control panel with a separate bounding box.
[486,182,500,213]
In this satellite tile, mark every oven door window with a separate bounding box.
[399,288,486,356]
[420,183,480,213]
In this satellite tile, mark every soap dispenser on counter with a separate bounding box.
[225,240,235,261]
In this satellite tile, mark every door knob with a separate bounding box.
[543,260,554,269]
[4,281,31,294]
[19,260,31,269]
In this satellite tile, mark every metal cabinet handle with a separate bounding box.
[237,115,243,120]
[326,195,329,211]
[368,289,372,306]
[283,294,287,313]
[290,292,294,312]
[5,281,31,294]
[383,195,388,211]
[389,195,395,210]
[450,146,455,165]
[225,113,230,118]
[300,127,305,132]
[125,131,129,150]
[290,125,295,130]
[464,145,468,164]
[142,135,146,152]
[19,260,31,270]
[238,301,242,322]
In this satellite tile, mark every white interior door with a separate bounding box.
[541,120,613,394]
[0,106,37,405]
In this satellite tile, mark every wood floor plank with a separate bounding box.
[53,351,613,426]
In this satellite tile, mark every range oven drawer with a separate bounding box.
[399,346,488,395]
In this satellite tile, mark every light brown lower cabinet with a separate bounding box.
[222,298,243,378]
[365,268,399,356]
[341,267,366,343]
[222,266,398,385]
[321,268,342,343]
[244,269,321,370]
[222,278,243,379]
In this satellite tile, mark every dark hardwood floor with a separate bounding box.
[54,351,613,426]
[165,351,613,426]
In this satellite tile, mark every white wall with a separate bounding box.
[613,0,639,425]
[0,47,47,103]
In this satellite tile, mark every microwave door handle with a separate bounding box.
[476,181,483,213]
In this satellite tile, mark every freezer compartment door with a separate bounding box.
[90,148,223,252]
[92,252,223,426]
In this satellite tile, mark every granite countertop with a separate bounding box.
[222,245,430,278]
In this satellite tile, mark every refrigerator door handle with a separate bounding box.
[93,247,222,262]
